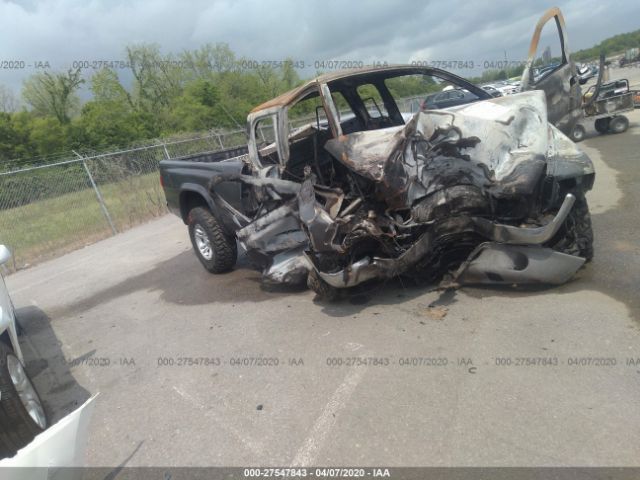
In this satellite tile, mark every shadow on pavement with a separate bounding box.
[41,212,639,323]
[45,247,451,319]
[15,305,91,424]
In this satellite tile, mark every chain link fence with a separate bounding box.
[0,130,246,273]
[0,94,428,273]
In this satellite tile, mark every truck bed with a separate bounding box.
[159,144,248,224]
[172,144,249,163]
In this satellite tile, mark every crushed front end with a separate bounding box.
[300,91,594,297]
[226,90,594,299]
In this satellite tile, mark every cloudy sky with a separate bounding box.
[1,0,639,95]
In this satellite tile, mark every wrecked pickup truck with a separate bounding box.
[160,7,594,300]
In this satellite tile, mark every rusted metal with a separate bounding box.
[525,7,568,60]
[199,8,595,297]
[520,7,582,135]
[251,65,489,113]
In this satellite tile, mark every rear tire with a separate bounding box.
[0,342,47,459]
[608,116,629,134]
[188,207,237,273]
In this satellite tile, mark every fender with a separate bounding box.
[179,183,246,235]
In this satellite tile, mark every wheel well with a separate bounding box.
[180,191,210,223]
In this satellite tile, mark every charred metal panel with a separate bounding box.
[520,7,582,135]
[326,91,552,207]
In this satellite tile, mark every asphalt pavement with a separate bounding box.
[5,67,640,467]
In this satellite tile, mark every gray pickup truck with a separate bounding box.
[159,8,595,300]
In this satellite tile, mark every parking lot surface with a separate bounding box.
[6,71,640,467]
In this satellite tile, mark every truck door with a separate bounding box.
[520,7,582,136]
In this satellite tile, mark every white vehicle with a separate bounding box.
[1,396,97,478]
[480,84,503,97]
[0,245,48,459]
[494,81,519,96]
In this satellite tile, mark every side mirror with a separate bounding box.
[0,245,11,265]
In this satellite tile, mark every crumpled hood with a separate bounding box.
[325,90,554,182]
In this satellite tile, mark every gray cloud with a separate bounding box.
[1,0,639,96]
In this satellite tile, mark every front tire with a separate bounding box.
[307,269,339,302]
[0,342,47,458]
[552,193,594,261]
[188,207,237,273]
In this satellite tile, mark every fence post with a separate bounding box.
[162,142,171,160]
[73,151,118,235]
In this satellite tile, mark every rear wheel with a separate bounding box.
[609,115,629,134]
[0,342,47,458]
[188,207,237,273]
[594,117,610,134]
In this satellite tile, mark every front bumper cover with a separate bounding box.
[308,194,584,288]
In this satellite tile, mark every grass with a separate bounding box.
[0,172,167,272]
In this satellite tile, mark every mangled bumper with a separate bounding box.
[470,193,576,245]
[454,243,585,285]
[307,194,584,288]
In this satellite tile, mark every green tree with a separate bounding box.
[167,79,224,132]
[90,68,133,107]
[0,111,39,162]
[28,116,68,156]
[126,44,185,108]
[573,29,640,62]
[0,113,21,161]
[180,42,238,77]
[22,69,84,123]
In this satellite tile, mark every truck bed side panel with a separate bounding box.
[160,159,245,226]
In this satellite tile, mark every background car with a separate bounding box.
[578,64,599,84]
[421,88,480,109]
[494,80,520,96]
[533,63,561,83]
[480,85,503,97]
[0,245,48,459]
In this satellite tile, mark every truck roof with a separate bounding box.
[250,64,456,114]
